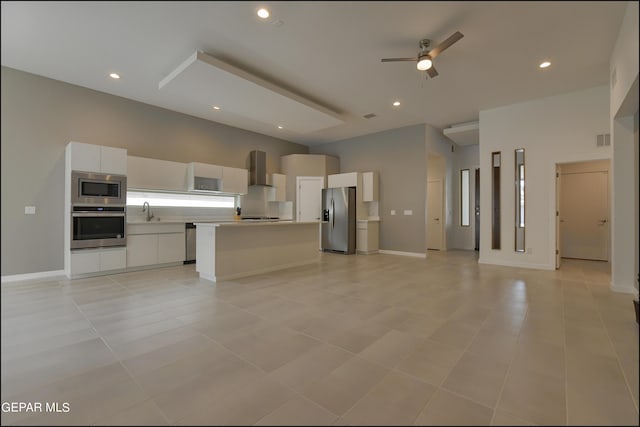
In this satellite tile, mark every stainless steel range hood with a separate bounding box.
[249,150,270,186]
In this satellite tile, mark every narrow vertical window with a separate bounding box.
[460,169,470,226]
[492,152,501,250]
[515,149,525,252]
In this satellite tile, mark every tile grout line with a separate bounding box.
[588,281,640,414]
[74,276,174,426]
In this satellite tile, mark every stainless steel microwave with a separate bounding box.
[71,171,126,206]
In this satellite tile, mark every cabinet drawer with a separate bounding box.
[70,250,100,275]
[100,248,127,271]
[128,223,185,235]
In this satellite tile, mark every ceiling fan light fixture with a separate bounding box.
[416,57,432,71]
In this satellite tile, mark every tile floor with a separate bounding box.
[1,251,638,425]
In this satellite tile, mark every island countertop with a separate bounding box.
[194,220,320,228]
[195,220,320,282]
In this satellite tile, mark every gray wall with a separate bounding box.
[1,67,308,276]
[311,124,426,254]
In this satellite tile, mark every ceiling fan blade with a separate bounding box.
[381,57,418,62]
[426,65,439,78]
[428,31,464,59]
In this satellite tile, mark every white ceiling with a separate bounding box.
[0,1,627,146]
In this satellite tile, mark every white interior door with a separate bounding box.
[560,171,609,261]
[297,176,325,221]
[427,180,444,250]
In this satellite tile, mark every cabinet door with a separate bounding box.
[126,234,158,267]
[100,248,127,271]
[273,173,286,201]
[356,222,368,252]
[127,156,187,191]
[367,222,379,252]
[191,162,223,179]
[362,171,379,202]
[328,172,357,188]
[100,146,127,175]
[69,142,101,172]
[222,166,248,194]
[158,233,185,264]
[70,250,101,275]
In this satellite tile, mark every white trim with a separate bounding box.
[610,282,636,294]
[199,258,319,282]
[478,257,554,270]
[379,250,427,259]
[1,270,65,283]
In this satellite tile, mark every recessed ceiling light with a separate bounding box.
[257,8,270,19]
[277,125,283,129]
[212,106,221,110]
[539,61,551,69]
[392,101,401,107]
[109,73,120,79]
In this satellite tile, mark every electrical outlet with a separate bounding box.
[25,206,36,215]
[390,210,396,215]
[404,210,413,215]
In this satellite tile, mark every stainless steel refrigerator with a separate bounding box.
[321,187,356,254]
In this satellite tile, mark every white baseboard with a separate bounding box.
[610,282,637,294]
[477,257,554,270]
[202,258,319,282]
[379,250,426,259]
[1,270,65,283]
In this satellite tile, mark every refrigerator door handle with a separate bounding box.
[332,199,335,229]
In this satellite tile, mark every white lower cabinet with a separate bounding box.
[100,248,127,271]
[127,223,185,268]
[70,247,126,276]
[356,221,379,254]
[127,234,158,267]
[158,233,186,264]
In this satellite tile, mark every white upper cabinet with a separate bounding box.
[269,173,287,202]
[100,146,128,175]
[186,162,247,194]
[127,156,187,191]
[362,171,379,202]
[188,162,223,180]
[68,141,127,175]
[327,172,358,188]
[221,166,248,194]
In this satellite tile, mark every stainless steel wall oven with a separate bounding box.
[71,206,126,249]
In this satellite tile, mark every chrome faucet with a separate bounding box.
[142,201,154,221]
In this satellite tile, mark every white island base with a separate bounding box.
[194,221,320,282]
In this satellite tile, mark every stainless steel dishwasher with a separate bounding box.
[185,223,196,264]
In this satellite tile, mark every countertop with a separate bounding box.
[194,220,319,228]
[127,217,292,224]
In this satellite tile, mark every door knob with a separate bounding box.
[598,219,607,224]
[434,218,439,221]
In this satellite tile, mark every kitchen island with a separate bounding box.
[194,221,320,282]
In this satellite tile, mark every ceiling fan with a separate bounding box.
[381,31,464,78]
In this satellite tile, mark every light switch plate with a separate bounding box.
[390,210,396,215]
[25,206,36,215]
[404,210,413,215]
